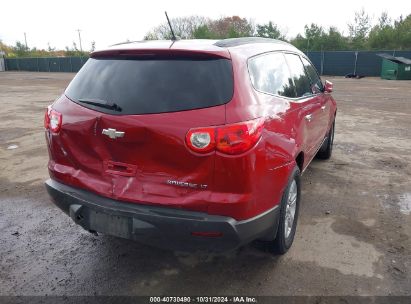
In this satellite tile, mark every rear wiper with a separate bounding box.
[77,98,122,112]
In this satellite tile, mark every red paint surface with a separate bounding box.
[45,40,337,221]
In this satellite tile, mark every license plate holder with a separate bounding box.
[88,210,131,238]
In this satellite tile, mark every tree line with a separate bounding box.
[0,41,93,58]
[145,11,411,51]
[1,10,410,58]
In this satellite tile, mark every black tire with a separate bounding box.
[271,166,301,254]
[316,119,335,160]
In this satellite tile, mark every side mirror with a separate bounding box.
[324,80,333,93]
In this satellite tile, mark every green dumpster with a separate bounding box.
[377,53,411,80]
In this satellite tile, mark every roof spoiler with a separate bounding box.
[90,49,231,59]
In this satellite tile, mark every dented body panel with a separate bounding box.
[48,95,225,214]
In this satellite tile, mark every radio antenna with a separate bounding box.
[165,11,177,41]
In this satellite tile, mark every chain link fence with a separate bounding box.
[4,56,88,72]
[306,50,411,76]
[3,50,411,76]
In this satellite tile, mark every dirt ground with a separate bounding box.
[0,72,410,296]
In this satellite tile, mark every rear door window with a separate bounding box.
[284,54,312,98]
[248,52,296,98]
[65,56,234,115]
[300,57,324,93]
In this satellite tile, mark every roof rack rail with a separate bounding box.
[214,37,286,48]
[110,40,147,47]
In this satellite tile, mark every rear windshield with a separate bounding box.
[65,56,233,115]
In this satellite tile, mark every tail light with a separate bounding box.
[186,117,264,155]
[44,106,51,129]
[186,127,215,153]
[44,106,62,133]
[216,118,265,155]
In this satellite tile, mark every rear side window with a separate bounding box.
[301,57,324,93]
[284,54,312,98]
[248,53,296,98]
[65,57,233,115]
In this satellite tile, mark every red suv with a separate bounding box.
[45,38,336,254]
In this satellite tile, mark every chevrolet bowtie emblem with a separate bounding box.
[102,128,125,139]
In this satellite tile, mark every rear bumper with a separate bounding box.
[45,179,279,251]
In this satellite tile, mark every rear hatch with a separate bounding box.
[49,50,233,212]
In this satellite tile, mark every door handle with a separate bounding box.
[321,105,326,111]
[305,114,313,122]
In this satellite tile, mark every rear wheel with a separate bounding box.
[270,166,301,254]
[316,119,335,160]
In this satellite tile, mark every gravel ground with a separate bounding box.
[0,72,410,296]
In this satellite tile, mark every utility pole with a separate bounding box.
[24,32,28,49]
[76,29,83,52]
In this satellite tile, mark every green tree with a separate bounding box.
[290,34,307,51]
[145,16,209,40]
[146,15,255,39]
[348,9,371,49]
[192,25,214,39]
[321,27,349,50]
[64,42,88,57]
[394,14,411,49]
[290,24,325,51]
[256,21,285,40]
[367,13,411,50]
[208,16,254,38]
[291,25,349,51]
[304,23,325,51]
[368,12,395,49]
[13,41,29,57]
[378,12,391,28]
